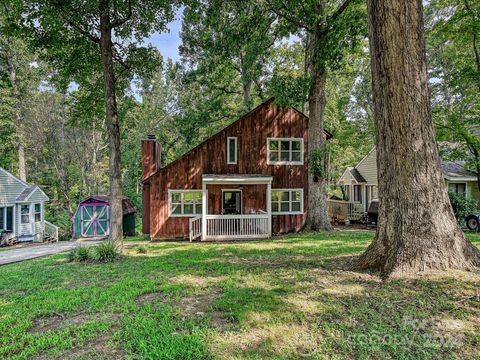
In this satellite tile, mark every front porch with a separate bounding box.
[190,174,272,241]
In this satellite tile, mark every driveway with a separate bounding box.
[0,241,101,266]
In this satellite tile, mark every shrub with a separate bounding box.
[137,245,148,254]
[66,246,91,262]
[91,242,121,263]
[448,191,480,226]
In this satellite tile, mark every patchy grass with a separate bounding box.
[0,231,479,359]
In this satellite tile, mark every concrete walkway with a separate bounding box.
[0,241,101,266]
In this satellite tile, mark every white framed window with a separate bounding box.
[227,137,237,164]
[34,204,41,222]
[168,190,202,217]
[21,205,30,224]
[271,189,303,214]
[0,207,13,231]
[267,138,304,165]
[448,182,466,196]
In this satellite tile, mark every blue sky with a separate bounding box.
[144,9,183,63]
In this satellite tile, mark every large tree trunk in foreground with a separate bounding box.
[358,0,480,276]
[306,29,333,232]
[100,0,123,248]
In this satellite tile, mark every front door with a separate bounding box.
[81,204,110,238]
[222,191,242,214]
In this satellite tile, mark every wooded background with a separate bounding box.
[0,0,478,238]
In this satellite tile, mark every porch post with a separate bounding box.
[201,182,207,241]
[266,181,272,238]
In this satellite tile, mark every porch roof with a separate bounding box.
[202,174,273,184]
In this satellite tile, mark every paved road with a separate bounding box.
[0,241,101,266]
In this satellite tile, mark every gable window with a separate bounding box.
[21,205,30,224]
[227,137,237,164]
[267,138,303,165]
[448,182,466,196]
[169,190,202,217]
[34,204,41,222]
[271,189,303,214]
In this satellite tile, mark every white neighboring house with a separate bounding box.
[0,167,58,242]
[337,147,480,220]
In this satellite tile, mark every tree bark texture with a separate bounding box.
[358,0,480,276]
[100,0,123,248]
[306,29,333,232]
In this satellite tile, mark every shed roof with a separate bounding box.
[78,196,136,215]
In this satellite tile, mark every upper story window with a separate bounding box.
[267,138,303,165]
[168,190,202,217]
[227,137,237,164]
[448,182,466,197]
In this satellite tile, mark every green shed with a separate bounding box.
[72,196,136,239]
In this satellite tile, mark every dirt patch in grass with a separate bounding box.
[36,329,124,360]
[66,331,124,360]
[28,312,94,334]
[178,288,223,317]
[170,274,225,287]
[135,292,165,307]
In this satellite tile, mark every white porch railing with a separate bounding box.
[348,202,364,221]
[203,214,269,240]
[44,221,59,242]
[189,215,202,241]
[327,200,364,222]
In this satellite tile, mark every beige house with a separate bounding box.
[336,147,480,220]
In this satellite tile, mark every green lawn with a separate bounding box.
[0,231,479,360]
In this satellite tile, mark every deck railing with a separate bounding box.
[327,200,364,222]
[189,215,202,241]
[204,214,269,240]
[44,221,59,242]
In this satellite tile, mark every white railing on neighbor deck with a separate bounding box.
[44,221,59,242]
[348,202,364,221]
[204,214,269,240]
[327,200,364,222]
[189,215,202,241]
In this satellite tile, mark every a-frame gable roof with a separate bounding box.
[143,98,332,183]
[16,185,49,202]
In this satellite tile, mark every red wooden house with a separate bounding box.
[141,98,332,241]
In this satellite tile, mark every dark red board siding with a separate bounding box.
[143,99,328,239]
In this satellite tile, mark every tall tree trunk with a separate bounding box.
[357,0,480,276]
[6,49,26,182]
[99,0,123,248]
[242,79,252,107]
[306,29,333,232]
